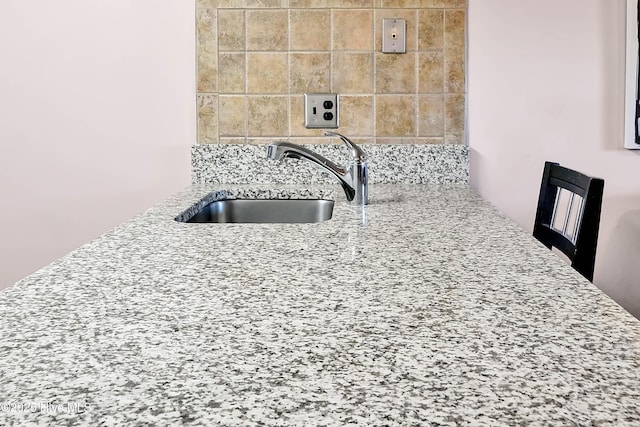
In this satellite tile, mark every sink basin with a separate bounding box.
[181,199,334,223]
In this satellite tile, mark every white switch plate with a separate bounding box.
[304,93,339,129]
[382,18,406,54]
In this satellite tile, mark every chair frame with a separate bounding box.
[533,161,604,282]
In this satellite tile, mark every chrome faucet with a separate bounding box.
[266,131,368,205]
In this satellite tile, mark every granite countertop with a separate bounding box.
[1,183,640,426]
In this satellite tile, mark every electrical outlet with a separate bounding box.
[304,93,339,129]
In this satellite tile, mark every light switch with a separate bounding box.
[382,18,406,54]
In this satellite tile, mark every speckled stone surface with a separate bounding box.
[192,144,469,184]
[1,184,639,425]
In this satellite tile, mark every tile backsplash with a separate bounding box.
[196,0,466,145]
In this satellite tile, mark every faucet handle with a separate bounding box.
[324,131,366,162]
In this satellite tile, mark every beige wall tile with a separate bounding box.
[380,0,421,7]
[339,95,374,136]
[374,9,416,52]
[445,9,465,55]
[445,93,465,144]
[247,96,288,136]
[444,9,465,93]
[290,53,331,94]
[323,136,373,146]
[218,9,245,51]
[422,137,445,144]
[290,10,331,51]
[197,0,219,9]
[221,0,288,7]
[418,9,444,51]
[219,96,246,137]
[375,52,416,94]
[290,0,372,7]
[336,0,373,6]
[247,53,288,93]
[246,10,288,51]
[418,94,444,137]
[375,137,444,144]
[374,137,414,144]
[197,9,218,92]
[381,0,464,6]
[217,0,246,7]
[219,53,246,93]
[418,51,444,93]
[198,94,219,143]
[434,0,467,7]
[375,95,416,137]
[332,52,373,93]
[219,137,247,144]
[445,54,465,93]
[289,0,328,6]
[333,10,373,51]
[245,0,283,7]
[288,136,335,145]
[420,137,445,144]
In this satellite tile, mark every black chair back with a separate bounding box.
[533,161,604,282]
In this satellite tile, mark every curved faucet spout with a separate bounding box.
[266,133,368,204]
[266,142,356,201]
[324,131,366,162]
[267,142,345,176]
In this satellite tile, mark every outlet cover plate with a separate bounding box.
[304,93,339,129]
[382,18,406,53]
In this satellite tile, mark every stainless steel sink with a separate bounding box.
[182,199,334,223]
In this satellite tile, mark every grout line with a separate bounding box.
[329,8,334,94]
[215,7,220,144]
[286,10,290,138]
[243,9,249,143]
[371,8,377,142]
[287,9,292,138]
[442,8,448,143]
[414,9,420,139]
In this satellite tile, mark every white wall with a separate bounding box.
[0,1,195,289]
[468,0,640,318]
